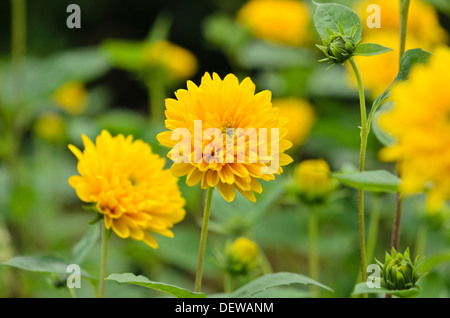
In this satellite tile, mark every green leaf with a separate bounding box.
[352,282,420,298]
[395,48,431,82]
[146,12,173,43]
[331,170,401,192]
[371,103,396,146]
[353,43,393,56]
[72,224,100,264]
[106,273,206,298]
[2,255,93,279]
[229,272,333,298]
[313,2,362,42]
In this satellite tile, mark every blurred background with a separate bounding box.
[1,0,450,298]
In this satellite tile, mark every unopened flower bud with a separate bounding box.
[225,237,258,276]
[376,247,425,293]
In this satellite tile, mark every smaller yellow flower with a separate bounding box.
[53,82,89,115]
[294,159,334,204]
[68,130,186,248]
[236,0,311,47]
[142,40,198,81]
[33,112,66,143]
[225,237,259,275]
[274,98,315,150]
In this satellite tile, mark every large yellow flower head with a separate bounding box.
[142,40,198,82]
[273,98,315,149]
[378,46,450,211]
[68,130,186,248]
[236,0,311,47]
[157,72,293,202]
[349,0,448,98]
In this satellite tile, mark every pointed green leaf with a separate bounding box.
[396,48,431,81]
[331,170,401,192]
[354,43,393,56]
[313,2,362,42]
[229,272,333,298]
[2,255,93,279]
[106,273,206,298]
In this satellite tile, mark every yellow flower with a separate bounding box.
[273,98,315,149]
[236,0,311,47]
[356,0,447,47]
[53,82,89,115]
[142,40,198,81]
[225,237,258,275]
[68,130,186,248]
[157,72,293,202]
[33,112,66,143]
[294,159,334,204]
[378,46,450,211]
[349,0,448,98]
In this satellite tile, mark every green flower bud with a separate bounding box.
[376,247,425,292]
[316,22,361,70]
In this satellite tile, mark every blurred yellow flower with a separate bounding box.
[356,0,447,46]
[33,112,65,143]
[225,237,258,275]
[236,0,311,47]
[378,46,450,212]
[295,159,334,204]
[142,40,198,81]
[53,82,89,115]
[273,98,315,149]
[157,72,293,202]
[68,130,186,248]
[349,0,448,98]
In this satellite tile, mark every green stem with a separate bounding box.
[308,206,319,298]
[148,80,166,123]
[399,0,411,62]
[98,224,111,298]
[349,57,368,297]
[68,287,77,298]
[390,193,404,250]
[194,187,214,292]
[415,222,427,258]
[224,273,233,294]
[366,195,380,263]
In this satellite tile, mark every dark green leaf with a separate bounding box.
[229,272,333,298]
[106,273,206,298]
[354,43,393,56]
[395,48,432,82]
[331,170,400,192]
[313,2,362,42]
[2,255,93,279]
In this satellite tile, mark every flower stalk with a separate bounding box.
[194,187,214,292]
[98,224,111,298]
[349,57,368,297]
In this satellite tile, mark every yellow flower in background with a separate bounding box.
[53,82,89,115]
[236,0,311,47]
[356,0,447,46]
[378,46,450,212]
[33,112,66,143]
[294,159,334,204]
[157,72,293,202]
[349,0,448,99]
[274,98,315,149]
[142,40,198,81]
[68,130,186,248]
[225,237,258,275]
